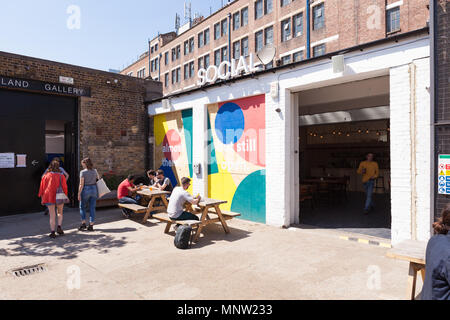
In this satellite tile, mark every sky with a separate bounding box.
[0,0,226,71]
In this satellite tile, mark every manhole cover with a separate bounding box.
[8,264,47,278]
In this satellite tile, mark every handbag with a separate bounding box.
[55,174,70,205]
[95,169,111,198]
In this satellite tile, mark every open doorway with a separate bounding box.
[296,76,391,239]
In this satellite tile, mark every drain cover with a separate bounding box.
[8,264,47,278]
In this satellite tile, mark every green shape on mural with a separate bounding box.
[207,111,219,175]
[182,109,193,178]
[231,169,266,223]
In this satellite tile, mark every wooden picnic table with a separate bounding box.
[386,239,427,300]
[185,198,237,242]
[134,187,170,223]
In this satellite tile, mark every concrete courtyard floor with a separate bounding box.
[0,207,420,300]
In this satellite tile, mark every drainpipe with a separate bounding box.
[158,53,162,81]
[306,0,311,59]
[228,13,232,66]
[148,39,151,79]
[409,62,417,240]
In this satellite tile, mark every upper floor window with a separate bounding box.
[293,12,303,37]
[214,23,221,40]
[221,19,228,37]
[255,0,264,19]
[189,37,195,52]
[281,55,291,66]
[281,18,291,42]
[221,46,228,62]
[241,7,249,26]
[164,73,169,88]
[164,52,169,65]
[313,3,325,30]
[233,40,241,59]
[214,49,221,66]
[255,30,264,52]
[241,37,249,56]
[198,32,204,48]
[313,44,326,57]
[204,28,210,45]
[264,26,274,45]
[265,0,273,14]
[281,0,291,6]
[386,6,400,33]
[293,51,303,62]
[233,12,240,31]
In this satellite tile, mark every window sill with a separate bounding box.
[386,29,401,36]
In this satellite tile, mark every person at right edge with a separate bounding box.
[357,153,379,215]
[421,205,450,300]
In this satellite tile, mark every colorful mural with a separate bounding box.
[154,109,193,193]
[208,95,266,223]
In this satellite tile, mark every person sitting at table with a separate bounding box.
[167,177,200,223]
[155,169,173,194]
[147,170,158,187]
[357,153,379,215]
[421,204,450,300]
[117,174,141,218]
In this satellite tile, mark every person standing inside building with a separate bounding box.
[78,158,98,231]
[117,175,140,218]
[421,205,450,300]
[38,159,68,238]
[357,153,379,214]
[167,177,200,222]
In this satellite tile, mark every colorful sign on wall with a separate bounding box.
[154,109,193,191]
[207,95,266,223]
[438,154,450,195]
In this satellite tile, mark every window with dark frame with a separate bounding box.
[255,30,263,52]
[184,63,189,80]
[313,3,325,30]
[241,7,249,26]
[241,37,249,56]
[221,19,228,37]
[281,18,291,42]
[293,51,304,62]
[221,46,228,62]
[205,28,210,44]
[313,44,326,57]
[265,0,273,14]
[264,26,274,45]
[281,55,291,65]
[214,23,221,40]
[198,32,204,48]
[233,12,240,31]
[386,6,400,33]
[233,40,241,59]
[164,73,169,87]
[189,61,195,78]
[204,54,210,68]
[255,0,263,19]
[214,49,221,66]
[293,12,303,38]
[281,0,291,7]
[189,37,194,53]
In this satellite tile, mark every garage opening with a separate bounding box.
[296,76,391,239]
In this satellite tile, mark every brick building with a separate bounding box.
[122,0,429,95]
[0,51,162,215]
[433,0,450,218]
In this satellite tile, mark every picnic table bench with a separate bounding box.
[386,239,427,300]
[118,188,169,223]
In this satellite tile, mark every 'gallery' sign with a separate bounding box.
[197,54,259,86]
[0,75,91,97]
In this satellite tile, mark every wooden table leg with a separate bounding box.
[192,207,208,242]
[420,268,426,282]
[142,197,156,223]
[406,262,423,300]
[164,221,172,234]
[214,205,230,234]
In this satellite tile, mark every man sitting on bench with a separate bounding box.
[167,177,200,225]
[117,174,140,218]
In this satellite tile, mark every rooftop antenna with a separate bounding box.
[175,13,180,33]
[184,1,192,25]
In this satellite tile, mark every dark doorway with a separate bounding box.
[0,89,77,215]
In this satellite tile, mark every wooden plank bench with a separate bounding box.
[118,203,148,214]
[205,209,241,220]
[152,212,202,234]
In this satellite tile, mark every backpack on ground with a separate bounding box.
[174,225,193,249]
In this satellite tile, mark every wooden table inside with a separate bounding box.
[185,198,230,242]
[386,239,427,300]
[136,188,170,223]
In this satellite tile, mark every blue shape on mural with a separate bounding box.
[215,102,245,145]
[207,111,219,175]
[159,163,178,188]
[231,169,266,223]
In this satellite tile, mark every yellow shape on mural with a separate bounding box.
[154,114,168,146]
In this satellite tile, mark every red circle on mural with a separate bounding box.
[163,129,182,161]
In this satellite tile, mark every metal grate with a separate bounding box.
[9,264,47,278]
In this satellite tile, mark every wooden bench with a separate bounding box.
[203,209,241,219]
[151,212,202,234]
[118,203,148,214]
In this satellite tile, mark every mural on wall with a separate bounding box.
[207,94,266,223]
[154,109,193,192]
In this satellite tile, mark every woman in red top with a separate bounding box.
[38,159,68,238]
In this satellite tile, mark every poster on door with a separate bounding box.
[438,154,450,195]
[0,153,15,168]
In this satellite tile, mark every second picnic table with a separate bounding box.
[135,188,170,223]
[185,198,240,242]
